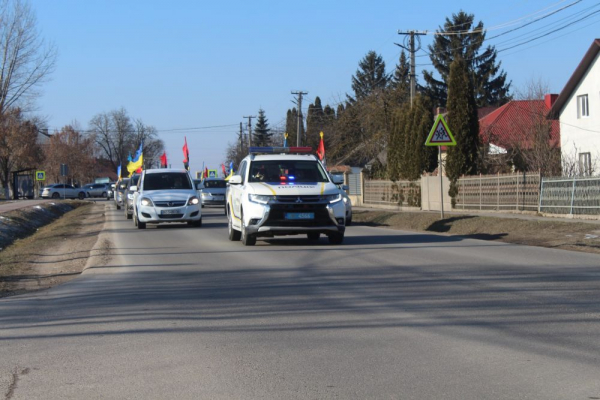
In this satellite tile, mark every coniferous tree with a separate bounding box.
[388,95,437,181]
[253,109,272,147]
[423,10,510,108]
[348,51,389,102]
[445,56,480,205]
[285,108,297,146]
[391,51,411,92]
[306,96,325,149]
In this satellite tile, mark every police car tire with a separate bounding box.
[228,213,241,241]
[307,232,320,241]
[328,232,344,245]
[240,211,256,246]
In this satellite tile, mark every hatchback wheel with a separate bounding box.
[52,192,60,199]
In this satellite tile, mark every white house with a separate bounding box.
[549,39,600,176]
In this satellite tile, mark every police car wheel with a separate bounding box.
[240,211,256,246]
[307,232,320,241]
[228,215,241,241]
[328,232,344,245]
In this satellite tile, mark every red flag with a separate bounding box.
[221,164,227,176]
[160,151,167,168]
[182,137,189,170]
[204,167,208,178]
[316,131,325,161]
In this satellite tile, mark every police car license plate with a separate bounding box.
[285,212,314,220]
[161,209,182,215]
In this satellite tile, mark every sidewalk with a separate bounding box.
[354,206,600,225]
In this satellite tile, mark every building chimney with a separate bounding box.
[545,94,558,109]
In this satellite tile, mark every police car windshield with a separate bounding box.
[249,160,328,183]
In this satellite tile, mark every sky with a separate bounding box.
[28,0,600,177]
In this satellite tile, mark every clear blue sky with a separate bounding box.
[29,0,600,176]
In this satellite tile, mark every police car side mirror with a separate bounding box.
[229,175,242,185]
[342,185,349,191]
[331,175,344,185]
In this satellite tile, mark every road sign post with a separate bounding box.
[425,114,456,219]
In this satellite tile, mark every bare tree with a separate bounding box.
[42,125,97,185]
[0,107,41,197]
[0,0,57,115]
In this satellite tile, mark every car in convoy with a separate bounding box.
[41,184,87,200]
[226,147,346,246]
[124,174,141,219]
[198,178,227,208]
[131,169,202,229]
[83,183,110,198]
[113,178,129,210]
[334,181,352,226]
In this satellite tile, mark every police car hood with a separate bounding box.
[247,181,338,197]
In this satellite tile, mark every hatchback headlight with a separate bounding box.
[140,197,153,206]
[249,194,274,204]
[127,193,134,200]
[188,196,200,205]
[201,192,210,197]
[323,193,342,203]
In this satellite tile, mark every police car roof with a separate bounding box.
[249,154,318,162]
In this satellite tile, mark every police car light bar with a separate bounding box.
[249,147,313,154]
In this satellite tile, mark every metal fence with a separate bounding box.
[454,173,541,211]
[347,173,361,195]
[540,177,600,215]
[363,179,421,207]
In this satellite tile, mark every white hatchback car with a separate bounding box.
[131,169,202,229]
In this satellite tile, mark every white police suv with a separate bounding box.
[226,147,346,246]
[131,169,202,229]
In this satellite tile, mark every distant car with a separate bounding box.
[132,169,202,229]
[107,182,115,199]
[198,178,227,208]
[113,179,129,210]
[124,174,141,219]
[83,183,110,198]
[41,184,87,200]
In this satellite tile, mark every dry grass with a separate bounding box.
[352,210,600,254]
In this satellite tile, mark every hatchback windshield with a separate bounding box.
[204,180,226,188]
[143,173,192,190]
[248,160,328,183]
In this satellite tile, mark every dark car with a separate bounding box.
[124,174,141,219]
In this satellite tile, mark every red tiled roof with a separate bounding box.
[479,100,560,150]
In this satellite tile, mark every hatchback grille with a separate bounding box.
[158,214,184,219]
[154,201,186,207]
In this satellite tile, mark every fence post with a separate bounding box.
[516,174,519,211]
[538,176,544,213]
[497,172,500,211]
[479,174,482,210]
[570,178,576,215]
[461,176,464,210]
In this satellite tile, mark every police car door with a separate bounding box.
[230,160,247,224]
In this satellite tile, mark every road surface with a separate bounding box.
[1,204,600,399]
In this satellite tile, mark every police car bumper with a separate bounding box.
[244,201,346,237]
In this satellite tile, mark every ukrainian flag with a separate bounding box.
[127,142,143,176]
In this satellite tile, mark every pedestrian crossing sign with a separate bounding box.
[425,114,456,146]
[36,171,46,181]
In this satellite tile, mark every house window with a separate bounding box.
[579,152,592,176]
[577,94,589,118]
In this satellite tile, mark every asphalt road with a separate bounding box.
[1,204,600,399]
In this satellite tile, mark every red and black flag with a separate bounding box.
[182,137,190,171]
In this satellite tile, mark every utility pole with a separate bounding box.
[291,91,308,146]
[396,30,427,106]
[239,122,243,154]
[243,115,256,148]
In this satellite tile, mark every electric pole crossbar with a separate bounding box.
[396,30,427,106]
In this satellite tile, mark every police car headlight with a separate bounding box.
[188,196,200,205]
[343,196,348,204]
[141,197,153,206]
[249,194,273,204]
[323,193,342,203]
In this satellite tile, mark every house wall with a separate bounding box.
[560,51,600,173]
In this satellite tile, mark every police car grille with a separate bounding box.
[264,204,333,227]
[276,195,321,203]
[154,201,187,207]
